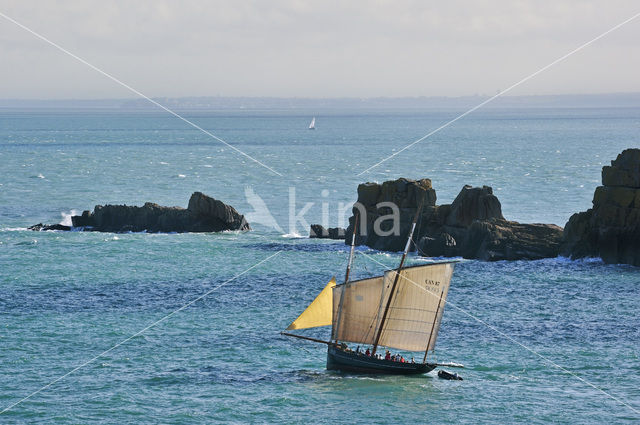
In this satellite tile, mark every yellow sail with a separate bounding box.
[286,277,337,330]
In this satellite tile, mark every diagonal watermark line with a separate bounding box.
[0,11,283,177]
[358,10,640,176]
[357,251,640,416]
[0,250,282,415]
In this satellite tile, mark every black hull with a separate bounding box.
[326,347,436,375]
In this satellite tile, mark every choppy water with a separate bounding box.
[1,107,639,423]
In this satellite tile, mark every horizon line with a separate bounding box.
[2,91,640,102]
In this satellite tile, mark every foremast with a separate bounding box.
[332,213,358,343]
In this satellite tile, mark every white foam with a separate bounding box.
[553,255,604,265]
[59,209,79,226]
[281,232,304,238]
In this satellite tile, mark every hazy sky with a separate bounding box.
[1,1,639,99]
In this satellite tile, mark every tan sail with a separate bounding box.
[332,276,385,345]
[286,277,336,330]
[377,262,454,352]
[332,262,455,352]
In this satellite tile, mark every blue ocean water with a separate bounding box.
[0,107,639,423]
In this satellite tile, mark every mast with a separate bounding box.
[423,288,444,363]
[333,213,358,343]
[371,197,424,356]
[344,213,358,283]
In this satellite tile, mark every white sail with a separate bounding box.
[309,117,315,129]
[332,262,455,352]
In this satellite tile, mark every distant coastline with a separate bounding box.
[2,92,640,111]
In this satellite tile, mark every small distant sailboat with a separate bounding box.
[282,203,460,375]
[308,117,316,130]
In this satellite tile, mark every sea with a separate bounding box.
[0,106,639,423]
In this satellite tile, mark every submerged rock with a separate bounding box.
[561,149,640,266]
[309,224,346,240]
[417,233,457,258]
[28,223,71,232]
[346,178,562,261]
[31,192,250,233]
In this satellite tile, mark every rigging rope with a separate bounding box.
[411,236,430,258]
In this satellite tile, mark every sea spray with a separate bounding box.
[59,210,79,227]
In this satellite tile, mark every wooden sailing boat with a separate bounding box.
[283,203,458,374]
[308,117,316,130]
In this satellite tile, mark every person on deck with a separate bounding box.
[365,348,370,356]
[385,351,391,361]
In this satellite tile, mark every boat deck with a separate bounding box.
[326,346,436,375]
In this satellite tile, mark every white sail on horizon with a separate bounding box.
[309,117,315,129]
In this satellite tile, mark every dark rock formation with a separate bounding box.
[348,178,436,252]
[31,192,250,233]
[309,224,346,240]
[462,219,563,261]
[445,185,504,227]
[561,149,640,266]
[71,210,93,227]
[28,223,71,232]
[186,191,250,232]
[346,178,563,261]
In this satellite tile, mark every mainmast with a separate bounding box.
[423,289,444,363]
[371,197,424,356]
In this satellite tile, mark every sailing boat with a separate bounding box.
[308,117,316,130]
[282,204,458,374]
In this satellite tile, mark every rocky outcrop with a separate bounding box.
[348,178,436,252]
[309,224,346,239]
[446,185,504,227]
[31,192,250,233]
[561,149,640,266]
[346,178,563,261]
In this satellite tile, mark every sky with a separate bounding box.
[0,0,639,99]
